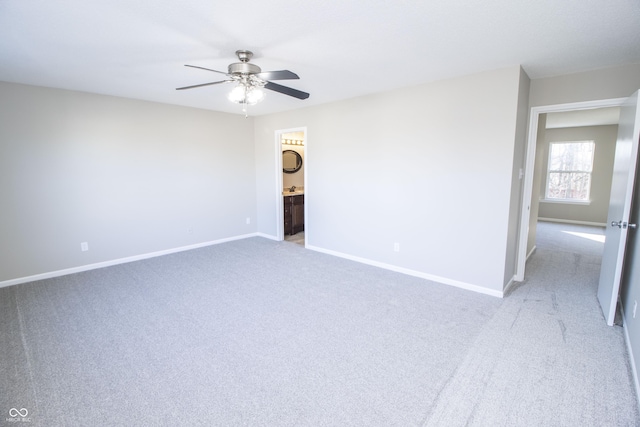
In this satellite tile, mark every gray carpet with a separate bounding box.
[426,223,636,426]
[1,222,638,426]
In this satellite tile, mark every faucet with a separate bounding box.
[289,186,296,192]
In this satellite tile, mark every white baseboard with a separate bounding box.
[4,234,504,299]
[622,306,640,412]
[306,244,503,298]
[527,245,537,261]
[538,217,606,227]
[503,276,517,296]
[0,233,259,289]
[256,232,279,241]
[514,245,537,282]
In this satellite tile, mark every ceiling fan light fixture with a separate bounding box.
[246,87,265,104]
[228,84,247,103]
[228,82,265,106]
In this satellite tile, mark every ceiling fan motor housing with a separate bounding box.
[228,50,261,75]
[228,62,261,75]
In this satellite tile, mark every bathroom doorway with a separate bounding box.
[276,128,307,245]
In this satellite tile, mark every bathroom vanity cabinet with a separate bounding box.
[283,194,304,235]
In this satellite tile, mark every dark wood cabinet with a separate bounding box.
[283,194,304,235]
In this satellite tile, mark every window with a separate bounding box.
[545,141,595,202]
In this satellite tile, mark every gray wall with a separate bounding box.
[255,66,528,296]
[537,125,617,224]
[0,82,256,284]
[622,160,640,401]
[530,63,640,107]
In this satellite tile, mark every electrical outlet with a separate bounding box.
[393,242,400,252]
[634,300,638,319]
[246,217,251,225]
[81,242,89,252]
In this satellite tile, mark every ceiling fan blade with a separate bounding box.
[264,81,310,100]
[184,64,229,75]
[176,80,232,90]
[256,70,299,80]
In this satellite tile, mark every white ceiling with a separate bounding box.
[1,0,639,116]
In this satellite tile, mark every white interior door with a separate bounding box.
[597,91,640,325]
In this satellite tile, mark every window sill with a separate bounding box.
[540,198,591,206]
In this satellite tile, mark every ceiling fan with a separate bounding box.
[176,50,309,108]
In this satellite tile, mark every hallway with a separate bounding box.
[425,221,639,425]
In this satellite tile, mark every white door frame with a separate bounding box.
[515,97,627,281]
[275,127,307,242]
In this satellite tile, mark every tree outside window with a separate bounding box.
[545,141,595,201]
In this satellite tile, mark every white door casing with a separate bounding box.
[597,91,640,326]
[516,97,626,283]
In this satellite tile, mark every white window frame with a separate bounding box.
[544,140,595,204]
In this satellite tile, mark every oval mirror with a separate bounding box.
[283,150,303,174]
